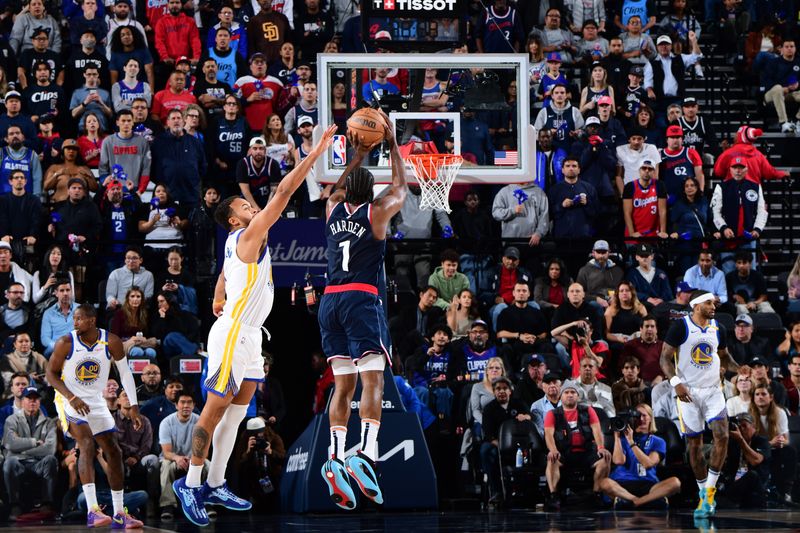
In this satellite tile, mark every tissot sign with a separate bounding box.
[371,0,457,10]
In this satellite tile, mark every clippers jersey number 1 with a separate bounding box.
[338,240,351,272]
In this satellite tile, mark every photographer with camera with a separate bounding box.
[543,382,610,510]
[551,318,610,381]
[234,416,285,508]
[599,403,680,508]
[718,413,771,508]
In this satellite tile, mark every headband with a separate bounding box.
[689,293,715,307]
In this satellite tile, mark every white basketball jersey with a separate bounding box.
[676,316,721,389]
[221,229,274,327]
[61,329,112,401]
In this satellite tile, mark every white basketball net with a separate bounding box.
[406,154,463,213]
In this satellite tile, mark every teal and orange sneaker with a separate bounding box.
[322,458,357,510]
[345,452,384,505]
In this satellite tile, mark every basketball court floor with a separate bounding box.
[1,509,798,532]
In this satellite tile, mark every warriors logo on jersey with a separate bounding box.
[690,342,714,368]
[75,359,102,385]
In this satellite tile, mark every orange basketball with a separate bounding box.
[346,108,386,148]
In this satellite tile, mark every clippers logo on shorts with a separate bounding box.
[75,358,102,385]
[689,342,714,368]
[332,135,346,166]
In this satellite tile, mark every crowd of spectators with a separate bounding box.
[0,0,793,522]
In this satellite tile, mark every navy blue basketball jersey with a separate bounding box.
[325,202,385,287]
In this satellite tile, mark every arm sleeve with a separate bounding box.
[663,318,688,347]
[115,356,139,406]
[754,186,768,231]
[710,185,725,230]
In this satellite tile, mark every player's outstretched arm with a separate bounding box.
[371,111,407,235]
[659,341,677,380]
[46,335,91,415]
[108,332,141,428]
[239,125,337,253]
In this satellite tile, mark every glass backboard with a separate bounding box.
[315,53,534,185]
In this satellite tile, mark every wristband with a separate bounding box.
[597,445,605,450]
[669,376,682,388]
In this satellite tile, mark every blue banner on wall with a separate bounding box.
[267,218,328,287]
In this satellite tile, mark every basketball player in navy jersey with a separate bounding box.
[319,111,407,510]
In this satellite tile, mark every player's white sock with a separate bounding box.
[207,403,248,488]
[111,489,124,516]
[706,470,720,490]
[330,425,347,460]
[187,463,204,488]
[360,418,381,462]
[697,478,707,491]
[83,483,98,512]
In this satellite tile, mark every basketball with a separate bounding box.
[346,108,386,148]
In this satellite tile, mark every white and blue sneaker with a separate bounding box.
[204,482,253,511]
[345,452,384,505]
[173,477,209,527]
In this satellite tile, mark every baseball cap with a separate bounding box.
[296,59,313,70]
[107,179,123,190]
[640,159,655,169]
[561,381,579,394]
[597,95,613,106]
[249,52,267,63]
[542,372,561,383]
[62,139,79,149]
[375,30,392,40]
[736,412,755,425]
[298,115,315,127]
[630,65,644,77]
[546,52,562,63]
[176,56,191,65]
[585,116,601,126]
[731,157,746,167]
[593,239,609,251]
[31,27,50,38]
[526,354,545,366]
[114,0,132,5]
[503,246,520,259]
[666,125,684,137]
[4,90,21,101]
[68,177,87,189]
[676,281,695,294]
[249,137,266,148]
[634,242,653,256]
[735,314,753,325]
[656,35,672,45]
[246,416,266,431]
[628,126,647,139]
[491,376,513,389]
[0,242,10,251]
[471,319,489,330]
[748,356,767,367]
[682,96,698,106]
[22,386,40,398]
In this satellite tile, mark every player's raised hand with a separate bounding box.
[376,108,396,148]
[311,125,338,156]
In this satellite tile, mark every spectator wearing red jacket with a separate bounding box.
[233,52,296,133]
[714,125,788,183]
[154,0,201,66]
[151,71,197,124]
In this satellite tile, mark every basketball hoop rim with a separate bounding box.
[404,153,464,181]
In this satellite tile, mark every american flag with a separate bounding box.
[495,150,518,165]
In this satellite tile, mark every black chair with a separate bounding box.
[655,416,686,465]
[788,415,800,457]
[715,312,735,333]
[752,312,783,331]
[497,419,544,506]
